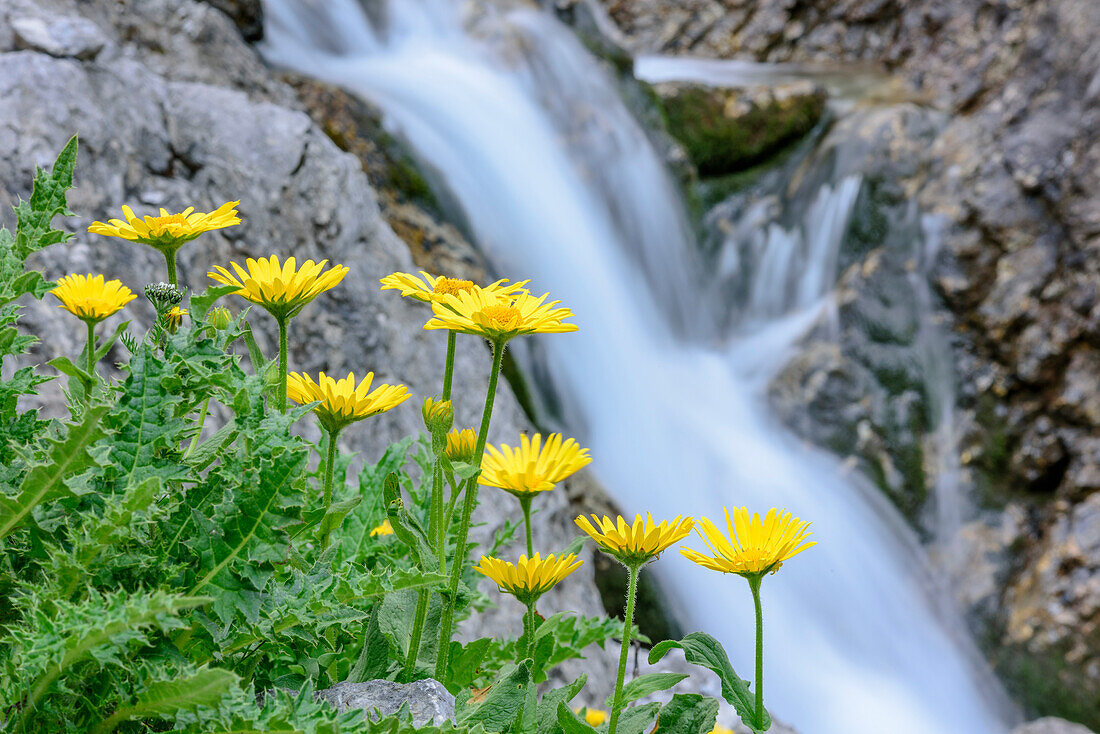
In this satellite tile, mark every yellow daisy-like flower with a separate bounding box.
[286,371,410,434]
[710,726,734,734]
[575,513,694,567]
[208,256,348,320]
[88,201,241,252]
[370,519,394,537]
[165,306,187,332]
[480,433,591,497]
[445,428,477,463]
[424,287,577,342]
[474,553,583,602]
[681,507,815,578]
[574,708,608,727]
[50,274,136,323]
[380,270,528,304]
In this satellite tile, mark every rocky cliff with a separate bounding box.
[585,0,1100,724]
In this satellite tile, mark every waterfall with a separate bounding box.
[260,3,1015,732]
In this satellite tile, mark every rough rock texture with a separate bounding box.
[0,0,612,677]
[1014,720,1098,734]
[316,679,455,726]
[591,0,1100,722]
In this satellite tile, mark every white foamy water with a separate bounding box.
[261,2,1014,732]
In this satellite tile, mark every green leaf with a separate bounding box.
[649,632,769,733]
[93,319,130,361]
[47,355,94,382]
[554,535,588,558]
[185,421,238,471]
[0,403,108,538]
[384,471,436,569]
[614,701,660,734]
[458,662,532,732]
[189,284,240,324]
[608,672,688,708]
[448,460,481,481]
[655,694,719,734]
[348,608,391,683]
[555,703,598,734]
[96,667,238,732]
[537,676,586,734]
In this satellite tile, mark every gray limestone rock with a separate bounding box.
[11,14,107,60]
[316,679,455,726]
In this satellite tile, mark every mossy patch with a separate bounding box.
[659,83,826,178]
[984,634,1100,729]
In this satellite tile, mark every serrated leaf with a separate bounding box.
[0,403,108,538]
[537,676,586,734]
[384,472,436,569]
[655,694,719,734]
[458,662,532,732]
[614,701,660,734]
[185,421,238,471]
[608,672,688,708]
[100,667,238,730]
[649,632,769,732]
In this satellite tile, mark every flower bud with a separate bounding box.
[144,281,185,312]
[422,397,454,435]
[164,306,187,333]
[445,428,477,463]
[206,306,232,331]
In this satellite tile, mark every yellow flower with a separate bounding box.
[380,271,528,303]
[286,371,410,434]
[208,256,348,320]
[50,274,136,323]
[709,726,734,734]
[474,553,582,601]
[165,306,187,332]
[445,428,477,463]
[422,397,455,434]
[575,513,694,567]
[574,708,608,727]
[370,519,394,537]
[480,433,591,497]
[681,507,815,577]
[89,201,240,252]
[424,287,577,342]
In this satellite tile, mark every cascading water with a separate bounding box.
[260,3,1015,732]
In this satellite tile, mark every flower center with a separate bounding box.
[480,304,521,328]
[432,277,475,296]
[147,213,189,234]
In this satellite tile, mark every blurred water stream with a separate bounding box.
[261,2,1014,731]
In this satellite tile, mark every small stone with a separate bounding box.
[316,679,455,727]
[11,15,107,60]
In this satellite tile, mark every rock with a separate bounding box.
[200,0,263,42]
[1014,718,1098,734]
[316,679,455,726]
[655,81,826,177]
[11,14,107,59]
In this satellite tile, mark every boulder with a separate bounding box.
[1014,719,1097,734]
[316,679,455,726]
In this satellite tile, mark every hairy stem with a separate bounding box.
[322,429,338,511]
[403,588,430,682]
[519,496,534,557]
[184,397,211,458]
[608,563,640,734]
[442,330,456,400]
[83,319,96,400]
[524,601,538,660]
[750,574,764,729]
[434,339,505,679]
[163,249,178,287]
[276,316,288,412]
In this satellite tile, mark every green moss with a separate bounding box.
[661,85,825,178]
[986,636,1100,729]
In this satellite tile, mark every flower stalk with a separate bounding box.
[749,573,764,729]
[434,339,505,679]
[608,562,641,734]
[322,428,339,511]
[276,316,289,413]
[83,319,96,399]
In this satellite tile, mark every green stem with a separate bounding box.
[431,460,445,566]
[403,588,430,682]
[276,316,289,412]
[322,429,339,512]
[749,574,764,728]
[434,339,506,680]
[184,397,211,458]
[83,319,96,400]
[524,601,538,660]
[442,330,456,400]
[608,563,640,734]
[163,249,178,287]
[519,496,534,557]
